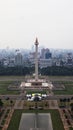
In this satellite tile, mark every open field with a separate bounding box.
[48,76,73,82]
[0,76,73,81]
[53,81,73,95]
[26,89,47,94]
[0,81,19,95]
[7,109,64,130]
[0,76,73,95]
[0,76,25,81]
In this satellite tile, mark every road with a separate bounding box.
[0,94,73,100]
[0,76,73,81]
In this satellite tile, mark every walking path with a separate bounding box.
[2,108,14,130]
[48,100,58,109]
[14,100,20,109]
[0,108,7,126]
[14,99,24,109]
[59,109,70,130]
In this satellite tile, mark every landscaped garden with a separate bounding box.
[7,109,64,130]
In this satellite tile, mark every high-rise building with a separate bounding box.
[45,49,52,59]
[67,53,73,65]
[41,48,52,59]
[15,51,23,66]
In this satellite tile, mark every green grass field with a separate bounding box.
[26,89,47,94]
[7,109,64,130]
[0,76,73,95]
[0,81,19,95]
[53,81,73,95]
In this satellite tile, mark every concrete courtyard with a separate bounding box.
[19,113,53,130]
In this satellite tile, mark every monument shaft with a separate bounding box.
[35,38,39,81]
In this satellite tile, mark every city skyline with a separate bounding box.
[0,0,73,49]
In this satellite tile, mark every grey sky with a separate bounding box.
[0,0,73,49]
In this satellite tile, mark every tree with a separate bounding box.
[10,100,13,106]
[70,103,73,112]
[34,95,40,109]
[0,99,3,108]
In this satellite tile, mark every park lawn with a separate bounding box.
[54,84,73,95]
[48,109,64,130]
[0,76,25,79]
[53,81,73,95]
[0,81,19,95]
[52,81,73,84]
[7,109,64,130]
[26,89,47,94]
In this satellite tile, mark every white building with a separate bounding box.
[39,59,52,68]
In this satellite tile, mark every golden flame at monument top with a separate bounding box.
[35,37,39,45]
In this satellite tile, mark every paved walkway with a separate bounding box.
[19,113,53,130]
[0,108,7,126]
[59,109,69,130]
[48,100,58,109]
[2,108,14,130]
[14,100,24,109]
[14,100,20,109]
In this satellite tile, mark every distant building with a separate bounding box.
[45,49,52,59]
[67,53,73,65]
[55,61,61,66]
[3,59,9,66]
[41,48,45,59]
[41,48,52,59]
[8,58,15,67]
[15,51,23,66]
[39,59,52,68]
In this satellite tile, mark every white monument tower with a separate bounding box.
[35,38,39,81]
[20,38,54,90]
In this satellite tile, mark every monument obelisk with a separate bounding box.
[35,38,39,81]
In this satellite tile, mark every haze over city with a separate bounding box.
[0,0,73,49]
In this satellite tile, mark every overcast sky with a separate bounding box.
[0,0,73,49]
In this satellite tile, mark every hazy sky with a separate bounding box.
[0,0,73,49]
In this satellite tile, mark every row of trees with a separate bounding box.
[0,66,73,76]
[59,97,73,112]
[0,66,34,76]
[40,66,73,76]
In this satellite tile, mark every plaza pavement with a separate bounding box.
[19,113,53,130]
